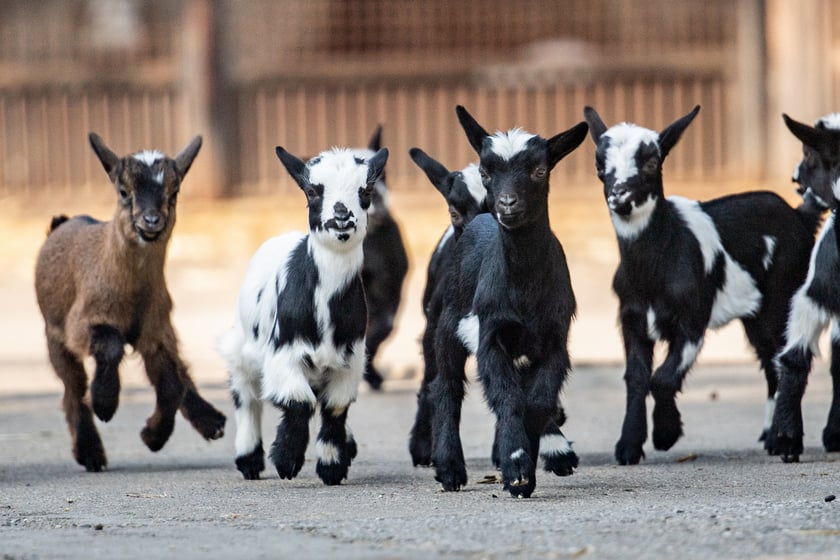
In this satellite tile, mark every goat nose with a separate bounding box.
[143,213,161,227]
[498,193,518,208]
[334,202,350,220]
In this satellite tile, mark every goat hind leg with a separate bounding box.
[822,324,840,451]
[179,366,226,440]
[231,380,264,480]
[48,337,106,471]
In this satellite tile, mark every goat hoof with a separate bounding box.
[770,433,803,463]
[652,424,683,451]
[823,428,840,452]
[140,421,174,453]
[615,440,645,465]
[502,448,534,495]
[194,410,227,441]
[235,444,265,480]
[91,382,120,423]
[363,369,384,391]
[270,447,305,480]
[316,461,349,486]
[542,449,579,477]
[408,434,432,467]
[433,461,468,492]
[76,446,107,473]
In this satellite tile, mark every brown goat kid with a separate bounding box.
[35,133,226,472]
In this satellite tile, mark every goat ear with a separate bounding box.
[409,148,451,196]
[659,105,700,159]
[366,148,389,184]
[368,125,383,151]
[174,136,202,179]
[583,107,608,143]
[88,133,121,181]
[456,105,490,155]
[547,121,589,169]
[275,146,308,189]
[783,113,833,151]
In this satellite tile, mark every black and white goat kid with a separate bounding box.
[584,106,816,465]
[768,112,840,462]
[218,145,388,483]
[428,106,587,498]
[356,126,408,390]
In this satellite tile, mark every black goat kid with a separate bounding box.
[428,106,587,498]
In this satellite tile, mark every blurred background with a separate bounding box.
[1,0,839,395]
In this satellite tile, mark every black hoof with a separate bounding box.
[236,444,265,480]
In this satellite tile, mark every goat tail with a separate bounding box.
[794,200,827,238]
[47,214,70,236]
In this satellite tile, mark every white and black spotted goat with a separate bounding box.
[584,106,819,465]
[218,145,388,483]
[768,112,840,462]
[427,106,587,498]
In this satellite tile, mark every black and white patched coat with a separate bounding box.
[584,106,815,466]
[219,146,388,483]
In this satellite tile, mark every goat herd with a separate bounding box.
[32,103,840,498]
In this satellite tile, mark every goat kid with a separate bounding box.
[218,146,388,483]
[428,106,587,498]
[355,126,409,391]
[34,133,226,472]
[768,112,840,462]
[584,106,817,466]
[407,148,579,477]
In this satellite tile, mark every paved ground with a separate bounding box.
[3,188,840,558]
[2,363,840,559]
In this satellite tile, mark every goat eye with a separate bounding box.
[532,167,547,180]
[118,186,129,200]
[642,158,659,175]
[479,167,490,185]
[305,187,319,201]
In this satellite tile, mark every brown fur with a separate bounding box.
[34,133,225,471]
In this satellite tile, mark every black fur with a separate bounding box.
[426,106,587,498]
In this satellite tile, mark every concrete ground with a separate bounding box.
[2,187,839,558]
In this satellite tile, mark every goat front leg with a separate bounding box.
[769,293,828,462]
[615,313,654,465]
[823,321,840,452]
[315,362,362,485]
[139,344,186,452]
[650,333,704,452]
[430,315,469,491]
[478,338,534,497]
[89,324,125,422]
[48,336,107,471]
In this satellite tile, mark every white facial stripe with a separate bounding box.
[817,113,840,130]
[461,163,486,204]
[307,148,371,248]
[133,150,164,166]
[489,128,536,161]
[603,124,660,183]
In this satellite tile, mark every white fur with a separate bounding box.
[461,163,486,204]
[763,396,777,434]
[610,194,656,241]
[832,319,840,343]
[603,124,660,183]
[678,340,703,372]
[817,113,840,130]
[510,448,526,460]
[762,236,777,270]
[539,433,573,457]
[458,313,480,354]
[646,306,661,341]
[132,150,164,166]
[316,440,341,465]
[832,177,840,202]
[670,196,719,273]
[513,355,531,370]
[489,129,536,161]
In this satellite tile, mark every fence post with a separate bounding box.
[181,0,237,197]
